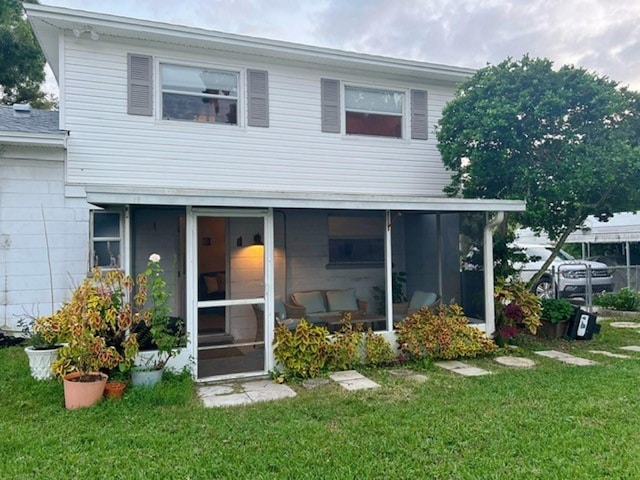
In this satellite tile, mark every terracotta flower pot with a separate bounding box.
[63,372,108,410]
[104,381,127,398]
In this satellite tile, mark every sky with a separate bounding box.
[40,0,640,92]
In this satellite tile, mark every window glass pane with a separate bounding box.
[329,238,384,263]
[328,215,385,236]
[94,241,120,268]
[93,212,120,237]
[161,65,238,96]
[163,93,237,124]
[346,111,402,138]
[345,87,403,114]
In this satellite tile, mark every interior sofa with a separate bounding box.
[287,288,368,322]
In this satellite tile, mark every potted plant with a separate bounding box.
[494,280,542,345]
[36,268,143,409]
[19,317,63,381]
[539,298,576,339]
[372,271,408,315]
[104,368,128,399]
[131,254,185,387]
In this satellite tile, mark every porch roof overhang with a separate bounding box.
[85,185,526,213]
[0,131,68,148]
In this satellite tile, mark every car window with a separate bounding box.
[554,249,575,261]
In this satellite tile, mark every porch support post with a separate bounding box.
[185,206,198,379]
[385,210,393,331]
[483,211,504,336]
[626,241,632,289]
[436,213,443,296]
[264,209,275,370]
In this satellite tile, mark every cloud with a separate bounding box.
[40,0,640,90]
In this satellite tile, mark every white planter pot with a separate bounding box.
[131,368,163,387]
[24,346,59,381]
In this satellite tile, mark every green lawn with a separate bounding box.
[3,318,640,479]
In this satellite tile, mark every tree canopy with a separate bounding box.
[437,55,640,279]
[0,0,51,107]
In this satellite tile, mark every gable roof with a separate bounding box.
[25,4,475,85]
[0,105,66,147]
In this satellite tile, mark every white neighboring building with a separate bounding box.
[0,104,91,334]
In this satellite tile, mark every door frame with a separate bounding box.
[186,206,274,381]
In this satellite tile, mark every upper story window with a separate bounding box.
[345,86,404,138]
[161,64,238,125]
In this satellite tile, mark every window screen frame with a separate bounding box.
[343,84,407,139]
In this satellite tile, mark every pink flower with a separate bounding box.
[148,253,161,263]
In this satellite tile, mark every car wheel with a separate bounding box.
[533,277,554,299]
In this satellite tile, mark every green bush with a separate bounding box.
[363,329,396,366]
[326,322,363,371]
[272,320,329,379]
[396,304,497,361]
[540,298,575,324]
[594,287,640,311]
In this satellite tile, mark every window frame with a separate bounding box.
[90,209,125,271]
[158,61,242,126]
[343,84,407,139]
[327,214,386,268]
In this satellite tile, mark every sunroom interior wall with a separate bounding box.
[284,210,386,312]
[0,148,90,333]
[62,35,456,197]
[404,213,461,305]
[228,217,264,341]
[131,207,184,318]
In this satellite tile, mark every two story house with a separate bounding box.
[19,4,525,381]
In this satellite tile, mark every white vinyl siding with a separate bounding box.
[62,35,455,197]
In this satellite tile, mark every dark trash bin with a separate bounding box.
[566,309,600,340]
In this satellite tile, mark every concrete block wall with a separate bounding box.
[0,148,91,334]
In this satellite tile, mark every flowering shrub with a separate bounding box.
[395,304,497,361]
[494,279,542,336]
[36,268,144,379]
[134,254,185,370]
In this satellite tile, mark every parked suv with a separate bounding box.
[514,244,614,299]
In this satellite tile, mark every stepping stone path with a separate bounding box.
[198,344,640,407]
[609,322,640,329]
[388,369,429,382]
[493,356,536,368]
[620,345,640,352]
[534,350,597,366]
[435,360,492,376]
[198,379,296,407]
[588,350,632,359]
[329,370,380,391]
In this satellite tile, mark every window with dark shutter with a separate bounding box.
[411,89,428,140]
[127,54,153,116]
[321,78,341,133]
[247,69,269,127]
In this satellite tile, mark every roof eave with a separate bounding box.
[0,131,68,148]
[25,3,475,83]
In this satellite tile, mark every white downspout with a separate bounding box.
[483,211,505,336]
